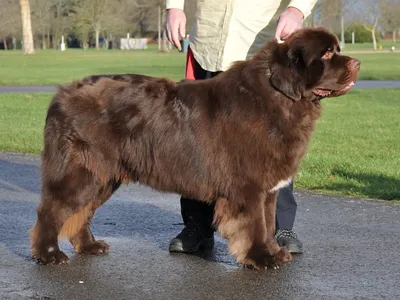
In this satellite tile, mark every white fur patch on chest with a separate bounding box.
[269,177,292,192]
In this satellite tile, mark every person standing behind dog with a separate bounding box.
[166,0,318,255]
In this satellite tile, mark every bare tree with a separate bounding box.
[103,0,134,49]
[49,0,76,49]
[362,0,380,50]
[380,0,400,43]
[313,0,360,48]
[0,1,21,50]
[31,0,51,49]
[20,0,35,54]
[74,0,114,49]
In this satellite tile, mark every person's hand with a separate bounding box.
[275,7,304,42]
[166,8,187,51]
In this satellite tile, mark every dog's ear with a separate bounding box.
[269,45,305,101]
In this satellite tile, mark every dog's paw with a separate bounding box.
[76,240,110,255]
[240,255,278,270]
[239,247,292,270]
[275,247,292,263]
[33,247,69,265]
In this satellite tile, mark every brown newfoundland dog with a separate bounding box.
[31,27,360,270]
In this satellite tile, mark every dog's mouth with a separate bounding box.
[313,81,355,98]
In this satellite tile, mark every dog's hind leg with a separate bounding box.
[68,180,121,255]
[30,167,101,264]
[214,187,276,270]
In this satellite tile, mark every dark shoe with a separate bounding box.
[169,222,214,253]
[275,229,303,254]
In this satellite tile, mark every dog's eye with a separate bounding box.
[322,51,333,60]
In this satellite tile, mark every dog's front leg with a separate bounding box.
[213,188,279,270]
[264,191,292,266]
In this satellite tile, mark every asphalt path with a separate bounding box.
[0,80,400,94]
[1,151,399,300]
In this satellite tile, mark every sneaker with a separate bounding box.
[169,222,214,253]
[275,229,303,254]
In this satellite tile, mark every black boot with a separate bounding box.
[275,229,303,254]
[169,197,215,253]
[169,222,214,253]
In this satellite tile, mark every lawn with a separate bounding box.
[296,89,399,201]
[0,47,186,85]
[0,47,400,85]
[353,53,400,80]
[342,40,396,51]
[0,90,399,201]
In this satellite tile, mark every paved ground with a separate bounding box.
[0,80,400,94]
[1,151,400,300]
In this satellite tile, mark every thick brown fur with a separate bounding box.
[30,27,360,269]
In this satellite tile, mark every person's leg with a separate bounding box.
[275,181,303,253]
[169,47,217,253]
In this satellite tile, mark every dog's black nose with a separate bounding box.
[350,58,361,70]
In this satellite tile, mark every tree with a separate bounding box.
[362,0,380,50]
[19,0,35,54]
[50,0,76,49]
[311,0,360,48]
[31,0,51,49]
[74,0,114,49]
[0,1,21,50]
[380,0,400,43]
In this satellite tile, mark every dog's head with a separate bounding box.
[263,27,360,101]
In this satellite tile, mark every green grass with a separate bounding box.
[343,40,396,51]
[0,93,50,153]
[0,47,400,85]
[0,89,399,200]
[351,53,400,80]
[297,89,400,201]
[0,47,186,85]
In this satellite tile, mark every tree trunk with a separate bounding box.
[47,29,50,48]
[158,5,161,50]
[3,38,8,50]
[19,0,35,55]
[42,30,47,49]
[95,29,100,49]
[393,30,396,43]
[340,12,345,49]
[53,32,60,49]
[161,8,169,52]
[161,29,169,52]
[12,37,16,50]
[372,18,378,51]
[372,30,377,50]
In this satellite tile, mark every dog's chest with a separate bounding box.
[269,177,292,192]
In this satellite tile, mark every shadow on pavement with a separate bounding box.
[310,168,400,200]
